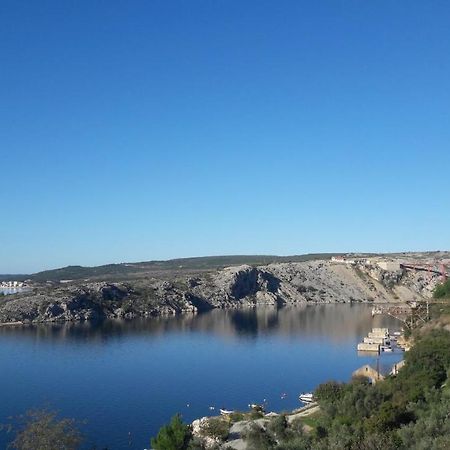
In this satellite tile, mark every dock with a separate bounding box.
[357,327,390,353]
[357,342,380,352]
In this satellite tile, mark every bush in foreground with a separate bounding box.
[7,409,83,450]
[151,414,192,450]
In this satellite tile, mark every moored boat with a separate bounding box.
[299,393,315,404]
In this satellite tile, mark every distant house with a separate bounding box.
[331,256,356,265]
[352,364,384,384]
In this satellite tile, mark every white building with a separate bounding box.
[331,256,356,265]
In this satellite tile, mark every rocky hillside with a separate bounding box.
[0,256,445,325]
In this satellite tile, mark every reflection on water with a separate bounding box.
[0,304,400,344]
[0,304,402,449]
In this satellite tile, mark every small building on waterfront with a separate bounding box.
[352,364,384,384]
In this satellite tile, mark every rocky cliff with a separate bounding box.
[0,259,442,325]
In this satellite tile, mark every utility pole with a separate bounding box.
[376,353,380,381]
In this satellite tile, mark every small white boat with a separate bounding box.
[220,409,235,415]
[382,346,393,352]
[299,393,315,404]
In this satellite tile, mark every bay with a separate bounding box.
[0,304,402,449]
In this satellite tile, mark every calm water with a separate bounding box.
[0,304,402,449]
[0,287,26,295]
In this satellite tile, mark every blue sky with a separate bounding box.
[1,1,449,273]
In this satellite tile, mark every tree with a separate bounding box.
[266,415,289,441]
[151,414,192,450]
[8,409,82,450]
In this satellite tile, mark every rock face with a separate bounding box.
[0,259,440,325]
[191,265,283,307]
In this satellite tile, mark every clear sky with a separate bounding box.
[1,1,449,273]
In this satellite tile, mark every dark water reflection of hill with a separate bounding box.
[0,304,401,344]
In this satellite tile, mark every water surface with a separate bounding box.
[0,287,26,296]
[0,304,402,449]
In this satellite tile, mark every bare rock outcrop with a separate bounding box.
[0,258,440,325]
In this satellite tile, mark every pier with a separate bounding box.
[371,304,412,318]
[357,327,391,353]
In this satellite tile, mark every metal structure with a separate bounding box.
[400,262,448,281]
[371,301,427,329]
[375,261,449,328]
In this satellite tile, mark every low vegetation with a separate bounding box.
[431,278,450,319]
[198,417,230,443]
[17,254,340,282]
[433,278,450,299]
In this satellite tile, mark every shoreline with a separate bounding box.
[0,299,411,328]
[189,328,407,449]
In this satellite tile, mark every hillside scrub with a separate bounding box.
[306,329,450,449]
[243,329,450,449]
[433,278,450,299]
[199,418,230,442]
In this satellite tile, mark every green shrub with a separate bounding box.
[315,381,345,403]
[151,414,192,450]
[434,279,450,299]
[243,423,275,450]
[229,412,245,423]
[266,415,289,441]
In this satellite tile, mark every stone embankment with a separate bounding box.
[0,258,440,325]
